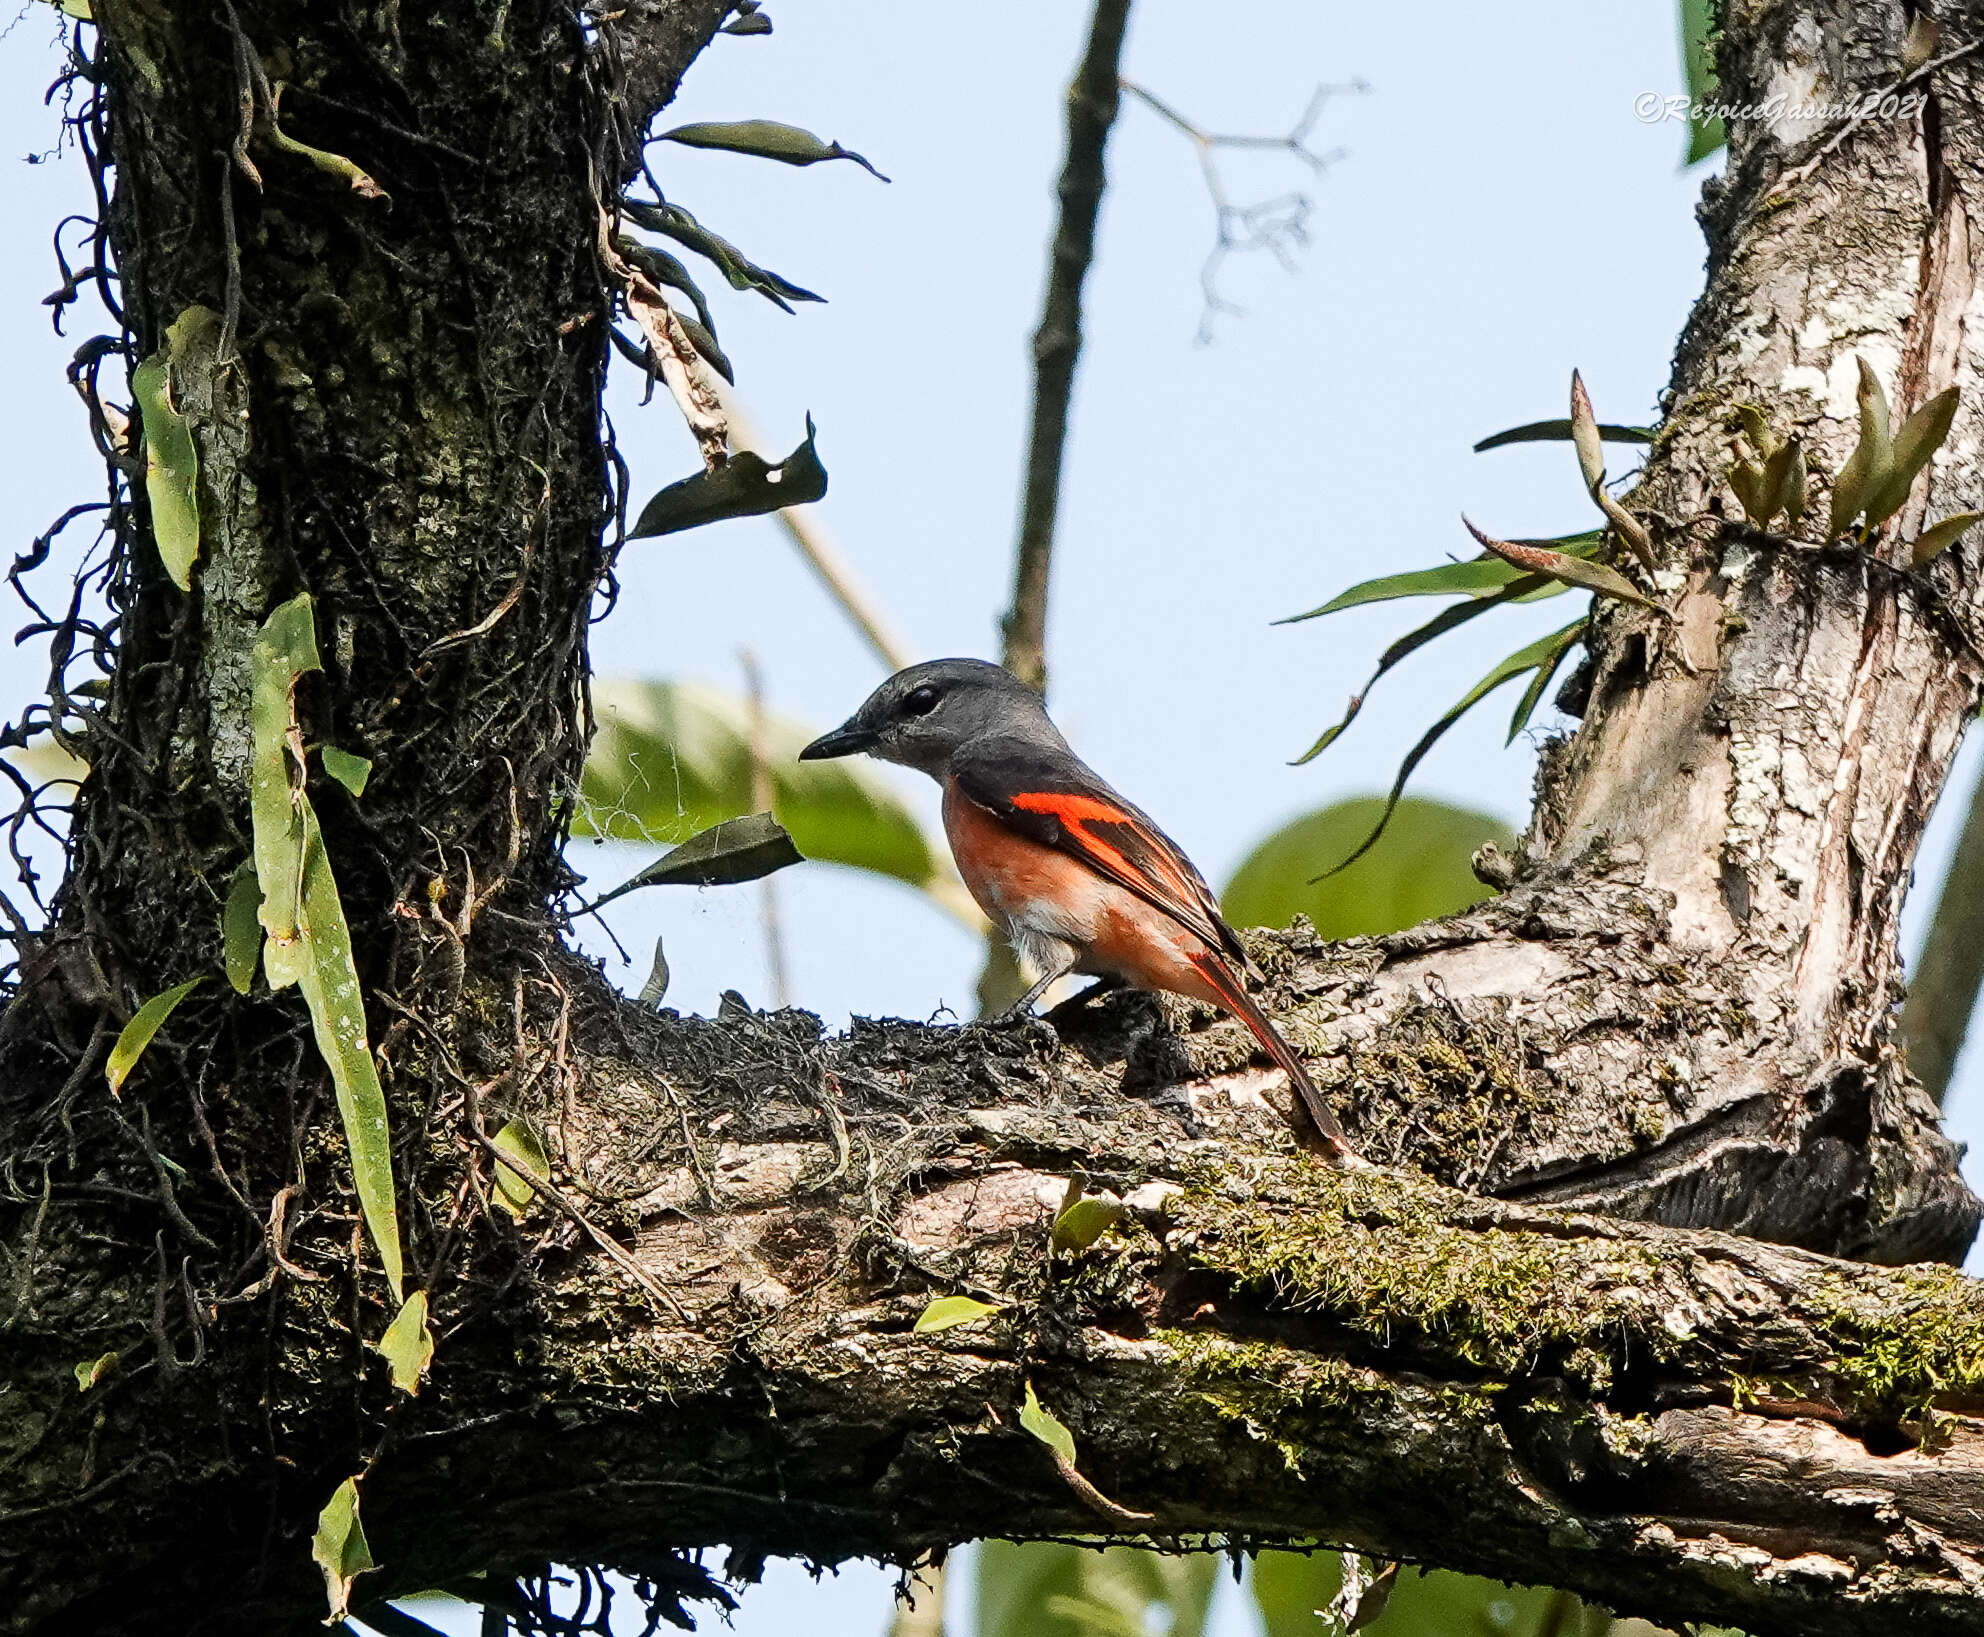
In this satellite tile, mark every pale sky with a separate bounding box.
[3,4,1980,1632]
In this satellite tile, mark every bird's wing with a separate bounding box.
[950,734,1251,967]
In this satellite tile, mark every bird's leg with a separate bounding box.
[991,948,1080,1024]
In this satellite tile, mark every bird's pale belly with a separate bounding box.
[941,781,1222,1004]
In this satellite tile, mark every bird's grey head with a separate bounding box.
[798,658,1056,777]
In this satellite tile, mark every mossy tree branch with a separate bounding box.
[9,1,1984,1633]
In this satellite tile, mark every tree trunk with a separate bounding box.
[5,1,1984,1634]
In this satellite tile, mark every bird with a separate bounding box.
[800,658,1360,1163]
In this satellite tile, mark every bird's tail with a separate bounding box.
[1189,952,1363,1165]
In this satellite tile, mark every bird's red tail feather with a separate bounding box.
[1189,952,1359,1160]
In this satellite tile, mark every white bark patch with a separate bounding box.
[1765,58,1827,148]
[1724,730,1782,869]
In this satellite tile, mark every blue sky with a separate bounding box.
[4,3,1981,1632]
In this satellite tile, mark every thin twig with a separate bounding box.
[716,384,915,672]
[1000,0,1134,696]
[467,1128,689,1321]
[739,648,790,1007]
[1120,76,1365,344]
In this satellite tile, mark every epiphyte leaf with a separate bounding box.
[106,977,204,1094]
[74,1351,118,1391]
[376,1290,435,1395]
[913,1295,1005,1333]
[491,1119,551,1220]
[1461,516,1654,606]
[657,119,889,181]
[584,812,804,912]
[1019,1381,1077,1469]
[1315,618,1588,880]
[222,863,263,994]
[131,307,223,591]
[320,746,372,798]
[1471,420,1653,454]
[1051,1196,1125,1253]
[312,1475,376,1623]
[630,414,828,538]
[1912,510,1984,568]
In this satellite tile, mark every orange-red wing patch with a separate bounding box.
[1004,789,1231,957]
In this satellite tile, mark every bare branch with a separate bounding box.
[1121,77,1367,344]
[1001,0,1134,697]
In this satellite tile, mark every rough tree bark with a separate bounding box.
[6,2,1984,1635]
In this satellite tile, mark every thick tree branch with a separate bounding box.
[12,2,1984,1634]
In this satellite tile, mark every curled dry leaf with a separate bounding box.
[1461,517,1653,607]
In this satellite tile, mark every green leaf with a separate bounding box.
[585,812,804,912]
[622,198,823,310]
[1830,357,1895,537]
[1777,438,1809,529]
[614,235,719,334]
[1679,0,1725,164]
[320,746,372,798]
[1316,619,1588,880]
[981,1544,1218,1637]
[1224,796,1512,941]
[312,1476,376,1623]
[490,1119,550,1219]
[1463,517,1654,607]
[222,863,263,995]
[131,308,220,591]
[1289,574,1553,765]
[1471,420,1653,454]
[657,120,889,181]
[1728,456,1771,526]
[1277,535,1603,623]
[629,414,828,538]
[74,1351,117,1391]
[1018,1381,1077,1468]
[1864,386,1960,528]
[577,678,945,903]
[1911,510,1984,568]
[105,977,203,1094]
[1507,621,1585,743]
[913,1294,1005,1333]
[293,805,403,1299]
[249,593,322,954]
[1051,1196,1125,1254]
[248,596,402,1300]
[376,1290,434,1395]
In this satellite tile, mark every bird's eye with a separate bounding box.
[902,685,941,717]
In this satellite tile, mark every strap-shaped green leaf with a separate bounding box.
[1290,573,1554,765]
[1316,618,1587,881]
[247,596,402,1300]
[657,120,889,181]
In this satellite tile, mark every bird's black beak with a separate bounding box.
[798,719,877,760]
